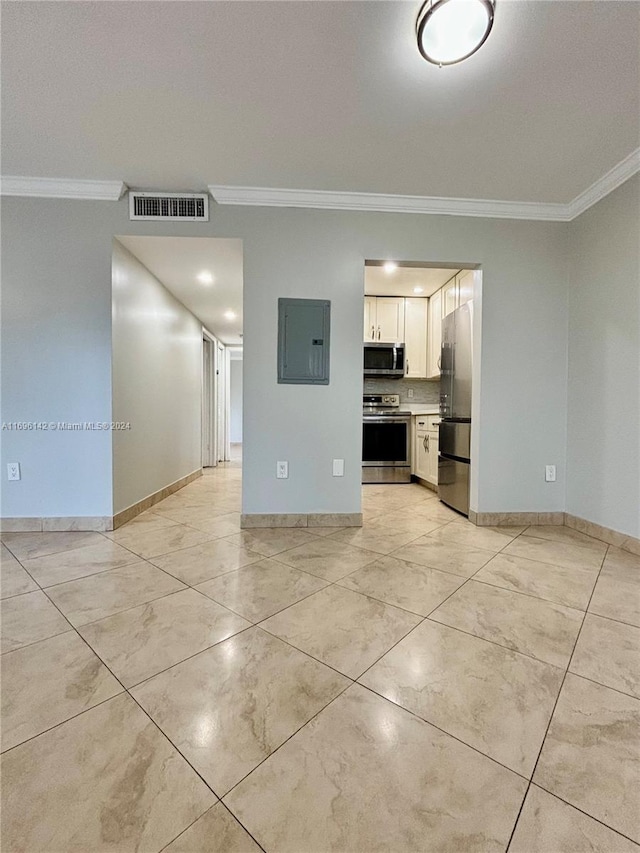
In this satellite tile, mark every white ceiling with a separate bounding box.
[365,265,458,297]
[116,236,243,344]
[2,2,638,204]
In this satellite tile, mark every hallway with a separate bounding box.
[1,463,639,851]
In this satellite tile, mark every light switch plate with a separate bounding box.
[545,465,556,482]
[332,459,345,477]
[277,461,289,479]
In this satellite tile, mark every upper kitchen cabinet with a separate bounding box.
[363,296,405,342]
[457,270,475,306]
[442,276,459,317]
[426,288,442,379]
[404,297,428,378]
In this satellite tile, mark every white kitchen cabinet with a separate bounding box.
[404,297,428,378]
[442,276,459,317]
[426,288,442,379]
[364,296,376,341]
[414,415,440,486]
[427,430,439,484]
[457,269,474,306]
[375,297,405,342]
[414,425,430,482]
[363,296,405,343]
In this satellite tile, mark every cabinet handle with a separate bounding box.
[418,421,425,426]
[423,436,428,451]
[377,326,381,340]
[371,325,375,340]
[406,360,409,374]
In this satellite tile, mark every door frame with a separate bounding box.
[202,331,217,467]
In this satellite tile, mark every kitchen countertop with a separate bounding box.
[401,405,440,416]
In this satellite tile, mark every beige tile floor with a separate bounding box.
[1,460,639,852]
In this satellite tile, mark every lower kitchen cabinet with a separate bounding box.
[414,416,439,486]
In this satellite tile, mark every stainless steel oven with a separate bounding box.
[362,394,411,483]
[364,342,405,378]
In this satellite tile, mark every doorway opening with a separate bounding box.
[111,235,243,524]
[362,260,482,520]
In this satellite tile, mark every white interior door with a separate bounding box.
[202,336,215,467]
[216,342,229,462]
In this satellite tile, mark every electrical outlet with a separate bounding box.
[7,463,21,481]
[276,461,288,479]
[407,389,414,398]
[332,459,345,477]
[545,465,556,482]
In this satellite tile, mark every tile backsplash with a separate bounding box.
[364,377,440,404]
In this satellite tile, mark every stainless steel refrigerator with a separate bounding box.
[439,302,472,515]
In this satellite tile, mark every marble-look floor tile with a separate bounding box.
[361,619,563,777]
[305,526,346,537]
[474,552,598,610]
[261,585,421,678]
[106,510,180,534]
[181,513,242,537]
[103,523,217,559]
[1,590,70,654]
[272,537,378,582]
[0,693,215,853]
[570,614,640,699]
[164,804,262,853]
[392,537,495,578]
[425,521,524,552]
[589,553,640,627]
[0,545,37,599]
[21,539,140,587]
[338,554,464,616]
[1,631,122,751]
[224,527,318,557]
[534,673,640,842]
[503,535,606,573]
[510,784,640,853]
[150,538,262,586]
[196,559,327,622]
[1,530,105,561]
[79,588,250,686]
[364,511,445,536]
[522,524,607,549]
[430,581,583,668]
[327,525,423,555]
[133,627,349,795]
[154,505,239,525]
[46,561,186,626]
[602,546,640,577]
[225,684,527,853]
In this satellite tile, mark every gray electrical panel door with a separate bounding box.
[278,298,330,385]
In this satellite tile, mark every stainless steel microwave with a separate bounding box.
[363,342,405,377]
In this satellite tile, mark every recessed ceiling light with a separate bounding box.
[197,271,214,285]
[224,310,237,320]
[383,262,398,274]
[416,0,495,66]
[413,286,424,294]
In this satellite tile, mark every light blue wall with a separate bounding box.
[566,175,640,538]
[1,195,571,520]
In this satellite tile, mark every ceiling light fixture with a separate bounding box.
[383,261,398,274]
[197,271,214,285]
[224,310,237,320]
[413,286,424,293]
[416,0,495,66]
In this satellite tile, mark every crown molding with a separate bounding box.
[209,185,571,221]
[0,176,127,201]
[566,147,640,220]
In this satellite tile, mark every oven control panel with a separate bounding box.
[363,394,400,409]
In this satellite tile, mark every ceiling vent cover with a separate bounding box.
[129,191,209,221]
